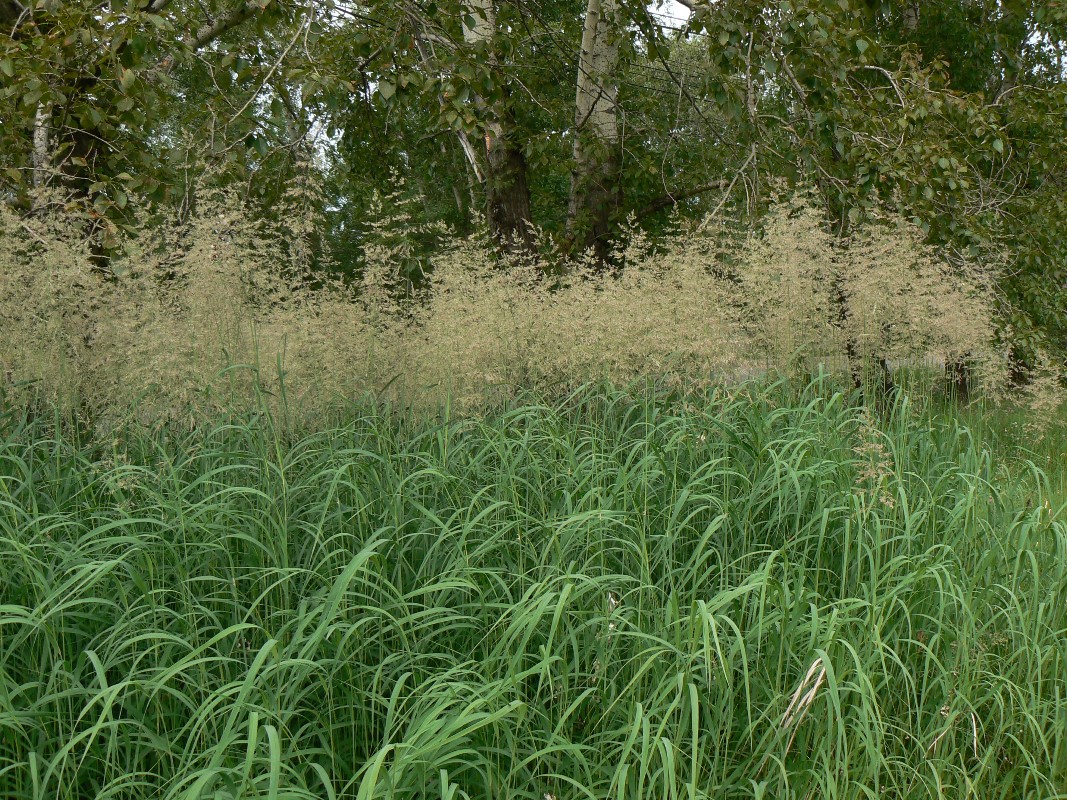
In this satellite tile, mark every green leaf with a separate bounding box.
[992,138,1004,154]
[855,38,868,54]
[0,59,13,77]
[378,80,395,100]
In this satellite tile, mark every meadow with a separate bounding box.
[2,1,1065,795]
[1,377,1065,799]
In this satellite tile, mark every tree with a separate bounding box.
[460,0,534,250]
[566,0,621,261]
[1,0,293,228]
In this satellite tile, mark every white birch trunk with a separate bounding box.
[32,102,52,189]
[567,0,621,260]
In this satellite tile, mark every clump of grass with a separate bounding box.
[1,377,1064,798]
[0,188,1006,425]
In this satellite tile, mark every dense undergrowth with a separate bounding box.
[1,378,1065,799]
[1,192,1010,423]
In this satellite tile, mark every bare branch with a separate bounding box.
[3,0,30,37]
[696,143,757,231]
[154,0,268,75]
[860,64,906,108]
[223,13,307,129]
[634,179,727,220]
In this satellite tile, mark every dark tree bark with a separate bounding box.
[461,0,535,253]
[0,0,24,29]
[484,126,534,251]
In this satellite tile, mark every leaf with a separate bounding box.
[119,68,136,93]
[992,138,1004,154]
[0,59,13,78]
[855,38,868,54]
[378,80,395,100]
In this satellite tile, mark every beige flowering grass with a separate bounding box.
[0,190,1008,426]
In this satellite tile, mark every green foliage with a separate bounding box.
[1,380,1065,797]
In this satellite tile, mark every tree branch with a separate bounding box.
[2,0,25,17]
[634,180,727,220]
[155,0,268,74]
[186,0,263,51]
[696,143,758,231]
[2,0,29,37]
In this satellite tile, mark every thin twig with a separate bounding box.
[17,219,49,247]
[697,143,757,231]
[223,14,309,131]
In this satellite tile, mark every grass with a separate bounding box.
[1,376,1065,799]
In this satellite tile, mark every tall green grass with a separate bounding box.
[1,379,1065,799]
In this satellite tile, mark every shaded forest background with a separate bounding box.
[1,0,1066,409]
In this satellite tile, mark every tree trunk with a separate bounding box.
[32,102,52,189]
[902,3,919,32]
[483,131,534,250]
[567,0,621,264]
[992,0,1030,102]
[462,0,534,252]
